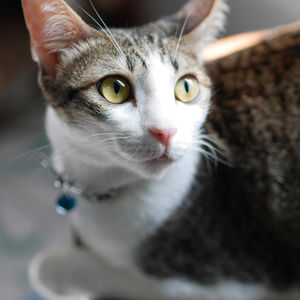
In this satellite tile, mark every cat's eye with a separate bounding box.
[98,76,130,104]
[175,76,200,103]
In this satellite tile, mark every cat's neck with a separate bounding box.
[54,155,142,194]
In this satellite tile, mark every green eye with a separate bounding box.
[175,76,200,103]
[98,76,130,104]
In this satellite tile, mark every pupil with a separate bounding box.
[114,81,121,94]
[184,80,189,93]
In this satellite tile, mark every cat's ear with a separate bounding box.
[22,0,97,76]
[175,0,227,47]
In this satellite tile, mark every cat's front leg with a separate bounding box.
[29,247,114,300]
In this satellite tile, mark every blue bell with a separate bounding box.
[56,194,77,215]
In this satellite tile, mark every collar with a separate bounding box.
[40,155,119,214]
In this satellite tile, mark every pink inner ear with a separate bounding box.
[22,0,93,76]
[177,0,216,35]
[31,37,59,76]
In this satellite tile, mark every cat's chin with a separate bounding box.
[116,147,186,179]
[130,154,181,179]
[135,161,172,179]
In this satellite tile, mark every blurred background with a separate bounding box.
[0,0,299,299]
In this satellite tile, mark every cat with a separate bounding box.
[21,0,300,299]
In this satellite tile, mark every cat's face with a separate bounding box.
[23,0,226,179]
[46,30,211,177]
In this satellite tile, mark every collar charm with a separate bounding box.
[53,176,81,215]
[40,156,81,215]
[56,194,77,215]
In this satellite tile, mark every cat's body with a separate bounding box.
[22,0,300,299]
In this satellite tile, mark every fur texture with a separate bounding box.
[21,0,300,299]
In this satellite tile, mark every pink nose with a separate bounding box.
[149,127,177,147]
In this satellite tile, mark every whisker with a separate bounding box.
[86,136,135,146]
[49,135,136,161]
[192,140,223,156]
[145,149,160,160]
[195,133,226,149]
[190,146,231,167]
[126,145,142,161]
[190,146,218,167]
[69,0,127,63]
[172,14,189,63]
[98,136,132,143]
[94,148,133,178]
[171,20,180,61]
[85,132,116,137]
[193,133,228,156]
[84,132,124,139]
[69,0,102,29]
[5,145,51,164]
[88,0,127,63]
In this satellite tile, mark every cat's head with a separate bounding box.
[22,0,227,179]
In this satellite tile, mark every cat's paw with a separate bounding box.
[29,248,101,300]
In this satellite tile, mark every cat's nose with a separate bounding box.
[149,127,177,147]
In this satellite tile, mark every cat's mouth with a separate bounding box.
[119,148,176,164]
[116,139,184,165]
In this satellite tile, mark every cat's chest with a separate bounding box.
[71,150,200,269]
